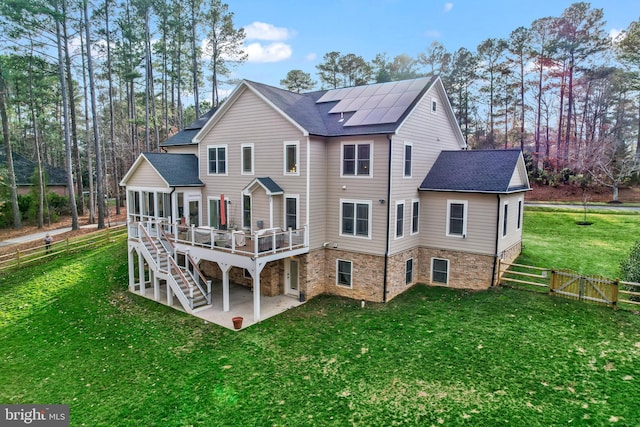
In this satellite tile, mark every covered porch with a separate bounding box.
[132,279,303,330]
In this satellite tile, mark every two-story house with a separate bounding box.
[120,76,530,326]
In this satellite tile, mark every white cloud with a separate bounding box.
[609,28,623,43]
[244,21,294,41]
[443,2,453,12]
[245,42,292,63]
[305,52,317,61]
[425,30,442,38]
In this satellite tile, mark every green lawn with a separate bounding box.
[2,242,640,425]
[519,207,640,278]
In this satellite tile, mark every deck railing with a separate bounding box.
[133,219,308,258]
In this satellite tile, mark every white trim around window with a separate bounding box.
[403,141,412,178]
[446,200,468,238]
[336,259,353,288]
[283,141,300,176]
[411,199,420,235]
[340,199,372,239]
[340,141,373,178]
[284,194,299,230]
[517,197,523,231]
[395,200,405,239]
[206,144,228,176]
[502,201,509,238]
[241,143,254,175]
[405,258,414,285]
[431,257,449,285]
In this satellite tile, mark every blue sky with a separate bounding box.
[210,0,638,96]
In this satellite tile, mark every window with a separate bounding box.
[431,98,437,114]
[342,142,371,176]
[395,201,404,239]
[411,200,419,234]
[447,200,467,237]
[284,141,299,175]
[209,198,230,229]
[158,192,171,218]
[337,259,352,287]
[285,196,298,230]
[503,202,509,237]
[404,142,412,177]
[242,195,251,229]
[241,144,253,175]
[431,258,449,284]
[517,199,523,230]
[208,145,227,175]
[341,200,371,238]
[405,258,414,285]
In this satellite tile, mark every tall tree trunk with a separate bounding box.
[535,60,543,168]
[27,48,46,228]
[556,64,566,168]
[104,0,120,214]
[564,53,575,166]
[80,11,95,223]
[0,64,21,229]
[190,0,199,119]
[55,0,79,230]
[62,1,84,215]
[83,0,105,229]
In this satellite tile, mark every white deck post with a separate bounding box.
[128,248,135,291]
[222,264,232,312]
[253,261,262,322]
[138,251,146,296]
[153,269,160,301]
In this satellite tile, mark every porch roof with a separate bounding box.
[134,152,203,187]
[242,177,283,195]
[419,149,530,194]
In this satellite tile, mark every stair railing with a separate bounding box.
[184,252,212,305]
[138,223,163,270]
[166,255,198,310]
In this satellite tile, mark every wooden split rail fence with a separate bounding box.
[498,259,640,309]
[0,225,127,274]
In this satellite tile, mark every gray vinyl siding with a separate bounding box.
[389,84,465,255]
[126,161,168,188]
[324,135,390,255]
[498,193,525,253]
[197,88,307,232]
[509,157,529,189]
[165,145,198,155]
[308,137,328,249]
[421,192,497,255]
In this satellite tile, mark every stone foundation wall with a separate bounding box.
[385,248,421,301]
[199,260,282,297]
[323,249,386,302]
[196,240,523,301]
[419,247,496,290]
[301,249,327,300]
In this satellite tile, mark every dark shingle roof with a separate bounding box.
[245,76,438,137]
[0,149,68,186]
[256,177,283,194]
[142,152,203,186]
[419,149,529,193]
[161,108,217,147]
[242,177,283,195]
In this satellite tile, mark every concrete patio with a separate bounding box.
[134,280,304,330]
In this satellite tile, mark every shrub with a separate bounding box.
[620,240,640,301]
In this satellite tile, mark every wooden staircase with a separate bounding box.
[138,224,210,312]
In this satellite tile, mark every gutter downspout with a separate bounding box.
[383,135,393,303]
[491,194,501,287]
